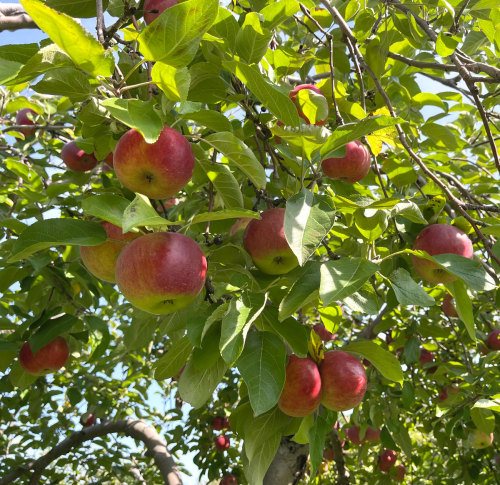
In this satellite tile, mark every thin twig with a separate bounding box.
[96,0,105,44]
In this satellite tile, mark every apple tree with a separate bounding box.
[1,0,500,484]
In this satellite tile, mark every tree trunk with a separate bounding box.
[264,436,309,485]
[0,4,36,32]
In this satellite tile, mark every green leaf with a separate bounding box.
[284,188,336,266]
[448,279,475,341]
[151,63,191,102]
[178,356,228,408]
[436,32,459,57]
[9,219,107,262]
[343,340,403,385]
[196,151,244,208]
[261,0,300,29]
[190,209,260,225]
[235,12,272,64]
[45,0,109,18]
[279,262,321,321]
[237,331,287,416]
[100,99,162,144]
[473,398,500,412]
[309,410,337,477]
[181,109,233,133]
[354,208,388,242]
[122,194,177,233]
[29,314,78,353]
[389,268,435,306]
[33,67,93,101]
[223,61,300,127]
[204,132,267,189]
[138,0,219,66]
[81,194,130,227]
[220,293,266,365]
[471,407,495,434]
[20,0,114,78]
[320,116,403,159]
[320,258,379,306]
[413,92,446,110]
[433,254,495,291]
[154,335,193,380]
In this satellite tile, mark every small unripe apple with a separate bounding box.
[467,429,494,449]
[289,84,329,125]
[220,474,237,485]
[487,330,500,350]
[419,348,434,365]
[313,323,336,342]
[115,232,207,315]
[61,141,98,172]
[378,449,397,472]
[80,413,96,427]
[243,208,299,275]
[143,0,178,25]
[214,434,230,452]
[320,351,367,412]
[15,108,38,138]
[442,293,458,318]
[322,141,371,183]
[80,222,140,283]
[114,126,194,199]
[391,464,406,482]
[278,355,322,417]
[19,337,70,376]
[412,224,473,284]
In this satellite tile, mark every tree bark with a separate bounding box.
[0,419,182,485]
[263,436,309,485]
[0,4,36,32]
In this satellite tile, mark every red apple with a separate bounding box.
[214,435,230,452]
[19,337,70,376]
[115,232,207,315]
[220,474,237,485]
[230,218,252,237]
[289,84,329,125]
[321,140,371,183]
[114,126,194,199]
[80,413,96,427]
[212,416,225,431]
[320,351,367,412]
[378,449,397,472]
[442,293,458,318]
[323,448,335,461]
[487,330,500,350]
[15,108,38,138]
[80,222,140,283]
[345,425,363,445]
[391,464,406,482]
[143,0,178,25]
[365,426,381,443]
[243,208,299,275]
[313,323,336,342]
[278,355,322,417]
[412,224,473,284]
[419,348,434,365]
[103,152,114,168]
[61,141,98,172]
[480,343,491,356]
[438,385,459,402]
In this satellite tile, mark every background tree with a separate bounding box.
[1,0,500,484]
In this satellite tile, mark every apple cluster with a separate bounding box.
[378,449,405,482]
[278,351,367,417]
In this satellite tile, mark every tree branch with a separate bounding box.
[0,4,36,32]
[0,419,182,485]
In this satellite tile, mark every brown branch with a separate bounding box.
[2,125,69,133]
[331,429,349,485]
[96,0,105,44]
[0,419,182,485]
[388,52,458,73]
[0,4,36,32]
[451,0,472,34]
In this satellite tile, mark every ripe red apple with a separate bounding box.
[230,218,252,237]
[114,126,194,199]
[313,323,336,342]
[61,141,99,172]
[419,348,434,365]
[321,140,371,183]
[442,293,458,318]
[365,426,381,443]
[323,448,335,461]
[320,351,367,412]
[212,416,225,431]
[480,343,491,356]
[80,222,140,283]
[487,330,500,350]
[391,464,406,482]
[214,435,230,452]
[278,355,322,417]
[467,429,494,449]
[80,413,96,427]
[15,108,38,138]
[243,208,299,275]
[378,449,397,472]
[19,337,70,376]
[412,224,473,284]
[220,474,237,485]
[143,0,178,25]
[345,425,363,445]
[289,84,329,125]
[438,385,459,402]
[115,232,207,315]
